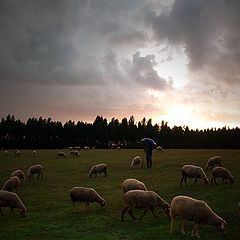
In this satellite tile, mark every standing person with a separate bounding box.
[141,138,156,168]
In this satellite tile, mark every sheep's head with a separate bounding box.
[27,174,32,180]
[204,178,209,185]
[100,199,105,208]
[229,176,234,184]
[218,219,227,233]
[20,208,26,217]
[163,204,171,217]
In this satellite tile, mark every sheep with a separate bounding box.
[206,156,222,171]
[156,146,163,152]
[180,165,209,186]
[211,167,234,185]
[170,195,227,238]
[4,150,8,156]
[70,150,80,157]
[84,146,90,150]
[130,156,142,169]
[88,163,108,178]
[27,164,43,180]
[57,151,67,158]
[121,190,170,221]
[10,170,25,181]
[32,150,37,157]
[122,178,147,194]
[69,187,105,210]
[0,190,27,216]
[14,150,21,157]
[2,176,21,192]
[117,146,121,150]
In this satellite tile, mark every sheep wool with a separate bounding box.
[10,170,25,181]
[69,187,105,209]
[170,195,226,238]
[211,166,234,185]
[2,176,21,192]
[122,178,147,194]
[121,190,170,221]
[0,190,27,216]
[206,156,222,170]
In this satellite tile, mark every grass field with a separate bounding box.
[0,149,239,240]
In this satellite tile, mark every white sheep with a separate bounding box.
[156,146,164,152]
[130,156,142,169]
[14,150,21,157]
[0,190,27,216]
[180,165,209,186]
[32,150,37,157]
[88,163,108,178]
[206,156,222,170]
[121,190,170,221]
[70,150,80,157]
[2,176,21,192]
[211,167,234,185]
[122,178,147,194]
[57,151,67,158]
[27,164,43,180]
[10,170,25,181]
[69,187,105,209]
[170,195,227,238]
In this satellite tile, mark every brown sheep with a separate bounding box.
[211,167,234,185]
[27,164,43,180]
[10,170,25,181]
[206,156,222,170]
[2,176,21,192]
[88,163,107,178]
[130,156,142,169]
[122,178,147,194]
[121,190,170,221]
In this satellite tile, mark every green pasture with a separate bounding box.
[0,149,239,239]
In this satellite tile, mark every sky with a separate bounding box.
[0,0,240,130]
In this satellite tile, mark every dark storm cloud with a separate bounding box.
[144,0,240,84]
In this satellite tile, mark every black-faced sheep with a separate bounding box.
[10,170,25,181]
[180,165,209,186]
[130,156,142,169]
[121,190,170,221]
[69,187,105,209]
[211,167,234,185]
[122,178,147,194]
[170,195,227,238]
[57,151,67,158]
[27,164,43,180]
[88,163,107,178]
[206,156,222,170]
[2,176,21,192]
[0,190,27,216]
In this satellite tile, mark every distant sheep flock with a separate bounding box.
[0,149,237,238]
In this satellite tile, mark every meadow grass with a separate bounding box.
[0,149,239,240]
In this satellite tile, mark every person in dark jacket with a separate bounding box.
[141,138,156,168]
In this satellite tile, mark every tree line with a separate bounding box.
[0,114,239,149]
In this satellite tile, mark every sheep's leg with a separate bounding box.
[214,178,217,185]
[128,209,137,221]
[184,177,187,185]
[0,207,3,216]
[181,219,185,235]
[191,224,200,238]
[170,218,174,234]
[211,177,214,185]
[37,173,40,180]
[104,171,107,177]
[193,178,198,185]
[139,208,149,220]
[150,208,157,219]
[180,176,184,186]
[121,206,129,221]
[41,172,43,179]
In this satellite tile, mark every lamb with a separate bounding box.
[2,176,21,192]
[57,151,67,158]
[69,187,105,209]
[130,156,142,169]
[70,150,80,157]
[10,170,25,181]
[121,190,170,221]
[206,156,222,170]
[27,164,43,180]
[88,163,108,178]
[211,167,234,185]
[122,178,147,194]
[0,190,27,216]
[180,165,209,186]
[32,150,37,157]
[170,195,227,238]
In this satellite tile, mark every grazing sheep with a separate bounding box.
[211,167,234,185]
[156,146,164,152]
[27,164,43,180]
[206,156,222,170]
[170,195,227,238]
[88,163,108,178]
[180,165,209,186]
[121,190,170,221]
[2,176,21,192]
[122,178,147,194]
[32,150,37,157]
[69,187,105,209]
[14,150,21,157]
[10,170,25,181]
[57,151,67,158]
[130,156,142,169]
[0,190,26,216]
[70,150,80,157]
